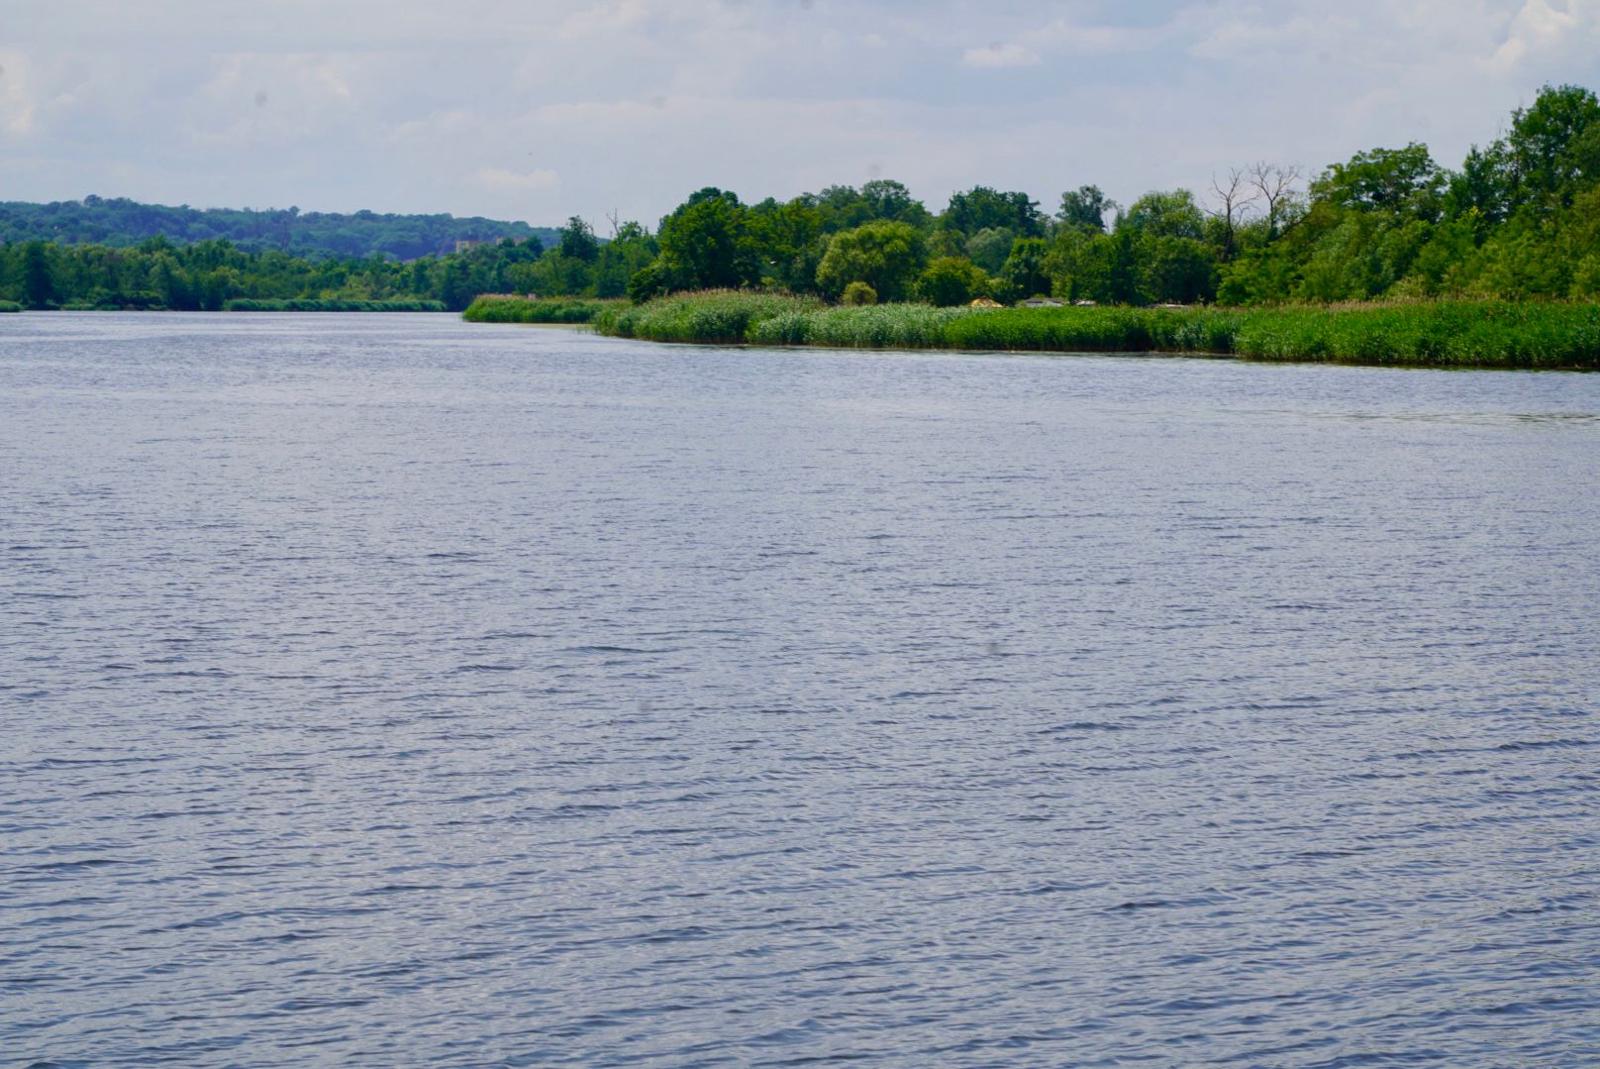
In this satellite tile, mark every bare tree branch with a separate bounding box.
[1248,162,1303,238]
[1207,167,1259,260]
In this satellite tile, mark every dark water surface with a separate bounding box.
[3,313,1598,1068]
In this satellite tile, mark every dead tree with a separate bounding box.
[1249,162,1302,239]
[1207,167,1258,261]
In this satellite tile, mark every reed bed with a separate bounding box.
[461,295,621,324]
[592,291,822,343]
[592,292,1600,369]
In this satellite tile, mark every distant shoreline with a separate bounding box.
[0,299,448,314]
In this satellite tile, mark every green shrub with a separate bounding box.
[842,282,878,306]
[917,258,992,306]
[595,290,821,343]
[0,300,22,313]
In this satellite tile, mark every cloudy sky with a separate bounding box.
[2,1,1598,227]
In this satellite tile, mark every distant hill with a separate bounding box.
[0,196,561,261]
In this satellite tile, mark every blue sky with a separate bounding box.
[2,0,1598,227]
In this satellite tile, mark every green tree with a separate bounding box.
[655,188,758,290]
[1445,146,1512,232]
[1467,225,1571,299]
[917,257,992,306]
[628,261,670,302]
[439,257,477,310]
[1057,186,1115,232]
[592,221,658,298]
[815,221,928,301]
[530,253,595,296]
[558,216,600,262]
[1054,231,1141,304]
[965,227,1015,273]
[1139,237,1216,304]
[860,180,932,228]
[998,237,1051,300]
[21,241,56,308]
[1121,191,1205,240]
[748,197,827,291]
[1501,84,1600,210]
[1312,143,1444,218]
[1216,244,1299,304]
[942,186,1045,237]
[1397,218,1478,297]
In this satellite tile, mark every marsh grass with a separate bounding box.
[593,291,822,343]
[461,295,620,323]
[593,292,1600,369]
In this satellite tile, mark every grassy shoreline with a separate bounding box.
[461,295,621,324]
[578,291,1600,370]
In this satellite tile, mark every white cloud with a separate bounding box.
[1493,0,1591,70]
[558,0,653,39]
[1027,17,1167,56]
[1,0,1597,225]
[962,42,1041,69]
[0,51,36,136]
[1186,13,1355,62]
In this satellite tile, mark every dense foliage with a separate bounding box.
[610,83,1600,309]
[0,196,558,260]
[596,291,1600,369]
[0,235,570,311]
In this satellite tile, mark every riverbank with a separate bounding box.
[580,291,1600,370]
[462,295,620,324]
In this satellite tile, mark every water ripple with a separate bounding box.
[1,312,1597,1067]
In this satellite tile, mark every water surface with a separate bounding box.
[3,313,1598,1067]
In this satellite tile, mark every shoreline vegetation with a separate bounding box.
[581,291,1600,370]
[449,81,1600,371]
[461,295,619,323]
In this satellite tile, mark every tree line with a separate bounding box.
[613,84,1600,307]
[0,196,558,261]
[0,234,560,311]
[4,83,1598,311]
[458,82,1600,309]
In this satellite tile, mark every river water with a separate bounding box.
[2,312,1598,1067]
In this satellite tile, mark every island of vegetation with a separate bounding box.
[460,84,1600,369]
